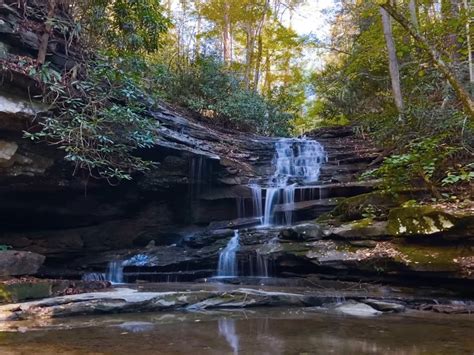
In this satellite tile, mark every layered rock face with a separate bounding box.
[1,1,472,295]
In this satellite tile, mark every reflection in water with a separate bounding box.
[2,309,473,354]
[116,321,155,333]
[218,318,239,354]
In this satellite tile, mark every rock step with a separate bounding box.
[320,163,369,173]
[274,198,340,212]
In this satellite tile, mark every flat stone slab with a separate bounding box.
[0,287,334,321]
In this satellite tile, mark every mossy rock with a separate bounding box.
[331,191,408,222]
[0,281,53,303]
[387,206,474,237]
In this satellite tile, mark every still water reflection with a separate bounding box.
[0,308,473,354]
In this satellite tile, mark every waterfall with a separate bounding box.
[106,260,125,284]
[252,138,326,226]
[250,184,263,222]
[82,272,106,282]
[105,254,149,284]
[217,230,240,277]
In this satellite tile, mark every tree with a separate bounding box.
[380,6,404,113]
[379,1,474,119]
[37,0,56,64]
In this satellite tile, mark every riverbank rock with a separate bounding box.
[0,251,45,276]
[387,206,474,239]
[334,301,382,317]
[279,223,323,241]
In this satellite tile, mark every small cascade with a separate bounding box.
[82,272,106,282]
[217,230,240,277]
[105,254,150,284]
[252,138,326,226]
[250,184,263,221]
[106,260,125,284]
[251,237,279,277]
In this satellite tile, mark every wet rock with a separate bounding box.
[0,251,45,276]
[208,217,261,231]
[348,240,377,248]
[335,301,382,317]
[0,140,18,167]
[0,287,325,320]
[183,229,234,248]
[363,299,405,313]
[280,223,323,241]
[418,302,474,314]
[326,220,389,240]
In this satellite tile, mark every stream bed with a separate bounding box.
[1,307,473,354]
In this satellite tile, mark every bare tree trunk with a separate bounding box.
[408,0,420,29]
[253,0,270,90]
[464,0,474,86]
[442,0,461,63]
[381,2,474,119]
[254,34,263,89]
[264,52,271,96]
[244,27,255,88]
[380,7,404,113]
[223,1,232,64]
[37,0,55,64]
[195,0,201,58]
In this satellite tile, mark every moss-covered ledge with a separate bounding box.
[387,206,474,238]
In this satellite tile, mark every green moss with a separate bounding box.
[350,218,374,229]
[0,281,57,304]
[387,206,458,236]
[395,244,471,272]
[331,191,408,222]
[0,285,12,303]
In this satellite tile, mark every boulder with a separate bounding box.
[280,223,323,241]
[363,299,406,313]
[0,140,18,167]
[387,206,474,238]
[325,220,389,240]
[0,250,45,276]
[335,301,382,317]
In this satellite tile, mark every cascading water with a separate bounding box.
[252,138,326,226]
[217,230,240,277]
[105,254,150,284]
[106,260,125,284]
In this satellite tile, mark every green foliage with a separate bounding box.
[83,0,171,56]
[442,163,474,186]
[26,57,158,181]
[366,138,458,192]
[154,56,291,135]
[307,1,473,195]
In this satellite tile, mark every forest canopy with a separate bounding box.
[2,0,472,191]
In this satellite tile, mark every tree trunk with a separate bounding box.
[381,2,474,119]
[223,1,232,64]
[195,0,201,58]
[264,52,271,96]
[37,0,55,64]
[442,0,461,63]
[254,33,263,90]
[463,0,474,87]
[244,27,255,88]
[408,0,420,29]
[253,0,270,90]
[380,7,404,113]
